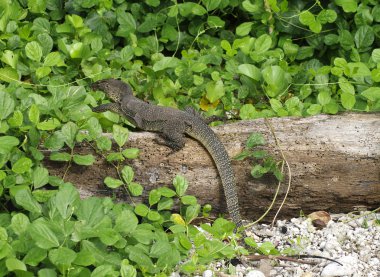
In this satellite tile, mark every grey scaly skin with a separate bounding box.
[91,79,243,229]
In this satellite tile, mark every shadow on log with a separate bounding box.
[46,113,380,221]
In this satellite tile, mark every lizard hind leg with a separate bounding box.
[154,129,186,156]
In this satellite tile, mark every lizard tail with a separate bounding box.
[187,122,243,228]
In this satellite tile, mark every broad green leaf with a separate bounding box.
[121,166,134,184]
[50,152,71,162]
[25,41,43,62]
[115,210,138,234]
[61,122,78,149]
[0,136,19,154]
[299,11,315,26]
[242,0,260,13]
[306,104,322,115]
[36,66,51,79]
[205,80,225,103]
[0,91,15,120]
[28,0,47,13]
[11,213,30,236]
[104,176,123,189]
[173,175,188,197]
[48,247,77,266]
[153,57,180,72]
[6,258,26,271]
[73,154,95,166]
[54,183,80,219]
[157,197,174,211]
[238,64,261,81]
[355,25,374,51]
[37,118,61,130]
[122,148,139,159]
[149,189,161,206]
[317,90,331,106]
[207,16,225,28]
[317,9,337,24]
[73,250,95,267]
[8,110,23,127]
[12,157,33,174]
[341,92,356,110]
[33,167,49,188]
[254,34,272,53]
[76,197,104,226]
[178,2,207,16]
[335,0,357,13]
[120,261,137,277]
[28,104,40,125]
[128,182,143,196]
[99,228,120,246]
[43,52,64,67]
[246,133,266,148]
[372,49,380,63]
[147,210,161,221]
[181,195,197,205]
[23,247,47,266]
[262,66,288,97]
[236,22,253,36]
[361,87,380,101]
[134,203,149,217]
[239,104,257,120]
[1,50,18,68]
[113,124,129,147]
[15,189,42,214]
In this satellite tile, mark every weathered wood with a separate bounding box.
[46,113,380,221]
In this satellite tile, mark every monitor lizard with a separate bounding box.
[91,78,243,229]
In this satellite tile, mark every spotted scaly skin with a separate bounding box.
[91,79,243,228]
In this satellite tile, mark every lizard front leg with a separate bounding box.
[92,103,123,114]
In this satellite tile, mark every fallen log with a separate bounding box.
[46,113,380,221]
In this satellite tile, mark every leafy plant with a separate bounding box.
[235,133,284,181]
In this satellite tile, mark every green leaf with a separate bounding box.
[254,34,272,53]
[317,90,331,106]
[113,124,129,147]
[121,261,137,277]
[37,118,61,130]
[236,22,253,36]
[173,175,188,197]
[157,197,174,211]
[0,136,19,154]
[23,247,47,266]
[134,203,149,217]
[33,167,49,188]
[262,66,288,97]
[121,166,134,184]
[36,66,51,79]
[178,2,207,16]
[238,64,261,81]
[6,258,26,271]
[28,0,47,13]
[54,183,80,219]
[48,247,77,266]
[246,133,266,148]
[104,177,123,189]
[181,195,197,205]
[372,49,380,63]
[122,148,140,159]
[149,189,161,206]
[206,80,225,103]
[361,87,380,101]
[115,210,138,234]
[153,57,180,72]
[43,52,64,67]
[99,228,121,246]
[11,213,30,236]
[341,92,356,110]
[12,157,33,174]
[25,41,43,62]
[0,91,15,120]
[128,182,143,196]
[61,122,78,149]
[8,110,23,127]
[335,0,357,13]
[306,104,322,115]
[239,104,257,120]
[0,67,19,83]
[50,152,71,162]
[15,189,42,214]
[73,154,95,166]
[147,210,161,221]
[28,104,40,125]
[355,25,374,51]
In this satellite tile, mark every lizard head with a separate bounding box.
[91,78,133,103]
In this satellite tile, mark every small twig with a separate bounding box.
[246,254,343,266]
[264,118,292,228]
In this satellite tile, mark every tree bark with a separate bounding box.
[46,113,380,221]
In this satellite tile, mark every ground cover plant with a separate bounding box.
[0,0,379,275]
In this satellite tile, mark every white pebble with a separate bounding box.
[245,270,266,277]
[202,269,213,277]
[321,255,357,276]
